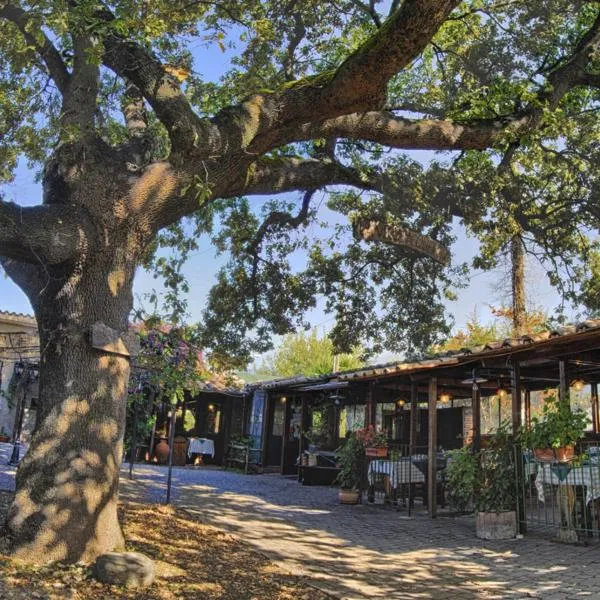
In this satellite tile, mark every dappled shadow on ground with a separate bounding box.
[0,491,329,600]
[121,466,600,600]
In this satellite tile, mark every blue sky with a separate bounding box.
[0,23,568,357]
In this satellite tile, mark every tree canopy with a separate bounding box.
[1,0,599,367]
[258,329,364,378]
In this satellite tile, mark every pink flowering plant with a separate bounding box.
[355,425,389,449]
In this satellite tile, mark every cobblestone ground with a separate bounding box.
[120,464,600,600]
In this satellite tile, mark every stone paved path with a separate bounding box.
[120,464,600,600]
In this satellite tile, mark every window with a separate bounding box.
[339,405,366,438]
[272,402,285,437]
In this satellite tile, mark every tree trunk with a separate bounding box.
[3,248,135,563]
[511,234,525,337]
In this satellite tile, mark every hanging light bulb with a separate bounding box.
[439,393,451,403]
[397,398,406,408]
[496,386,508,399]
[571,379,585,392]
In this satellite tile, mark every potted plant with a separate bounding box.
[446,425,517,540]
[474,426,518,540]
[522,394,589,462]
[335,433,364,504]
[355,425,389,457]
[0,427,10,443]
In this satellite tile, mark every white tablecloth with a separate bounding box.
[187,437,215,458]
[368,458,426,487]
[535,462,600,505]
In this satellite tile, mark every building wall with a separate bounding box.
[0,312,39,438]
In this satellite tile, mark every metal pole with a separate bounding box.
[129,397,139,480]
[427,377,438,518]
[166,403,177,504]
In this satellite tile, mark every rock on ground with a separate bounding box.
[92,552,155,588]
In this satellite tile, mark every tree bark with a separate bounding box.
[3,238,135,563]
[511,234,525,337]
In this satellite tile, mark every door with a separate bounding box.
[266,399,285,466]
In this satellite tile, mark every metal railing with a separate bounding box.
[517,441,600,542]
[362,444,446,514]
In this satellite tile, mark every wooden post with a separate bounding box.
[472,383,481,452]
[592,383,600,435]
[280,397,290,475]
[511,361,526,534]
[261,392,271,468]
[428,377,438,518]
[409,380,418,454]
[366,382,377,427]
[559,359,569,404]
[524,389,531,428]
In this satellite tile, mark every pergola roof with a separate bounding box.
[255,319,600,399]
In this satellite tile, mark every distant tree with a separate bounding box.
[434,311,500,352]
[262,329,364,377]
[435,305,549,353]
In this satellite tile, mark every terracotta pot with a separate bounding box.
[339,489,361,505]
[365,447,388,458]
[534,446,575,463]
[554,445,575,463]
[155,439,170,464]
[0,435,10,444]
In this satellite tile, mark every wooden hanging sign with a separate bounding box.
[91,322,140,357]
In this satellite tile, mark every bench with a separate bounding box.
[298,465,341,486]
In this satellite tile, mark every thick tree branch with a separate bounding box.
[0,2,70,94]
[101,22,215,154]
[355,219,451,265]
[239,157,449,264]
[61,33,99,131]
[263,9,600,154]
[241,157,368,196]
[217,0,459,155]
[0,200,91,265]
[287,111,528,151]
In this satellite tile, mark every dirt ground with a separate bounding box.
[0,491,329,600]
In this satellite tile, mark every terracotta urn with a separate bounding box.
[155,439,170,464]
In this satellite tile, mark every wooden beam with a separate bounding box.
[511,361,526,534]
[471,383,481,452]
[366,381,377,427]
[428,377,438,518]
[559,360,569,404]
[524,389,531,428]
[511,361,522,434]
[409,380,418,454]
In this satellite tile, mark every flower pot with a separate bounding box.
[554,445,575,463]
[0,435,10,444]
[155,439,170,464]
[476,511,517,540]
[533,446,574,463]
[365,447,388,458]
[339,489,361,505]
[308,453,318,466]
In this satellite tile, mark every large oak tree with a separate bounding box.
[0,0,599,563]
